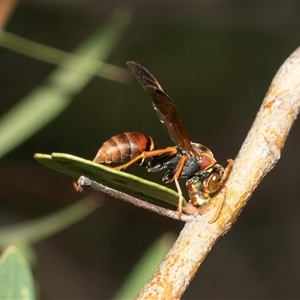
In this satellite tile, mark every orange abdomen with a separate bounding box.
[93,132,155,164]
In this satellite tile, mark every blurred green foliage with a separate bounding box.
[0,246,35,300]
[0,8,154,298]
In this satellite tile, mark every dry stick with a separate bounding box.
[135,47,300,300]
[76,176,193,222]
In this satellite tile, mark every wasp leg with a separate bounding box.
[73,180,83,192]
[113,147,177,171]
[174,179,185,217]
[208,186,226,223]
[221,159,233,182]
[172,155,187,217]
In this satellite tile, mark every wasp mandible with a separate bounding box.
[93,61,233,220]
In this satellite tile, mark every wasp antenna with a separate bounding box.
[208,193,226,224]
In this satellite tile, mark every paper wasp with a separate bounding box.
[93,61,233,221]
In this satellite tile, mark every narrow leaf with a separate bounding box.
[0,196,101,247]
[0,245,35,300]
[34,152,182,208]
[0,31,130,82]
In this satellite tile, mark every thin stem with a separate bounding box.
[76,176,192,222]
[0,31,130,83]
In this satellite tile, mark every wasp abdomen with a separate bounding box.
[93,132,156,164]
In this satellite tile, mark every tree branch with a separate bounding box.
[135,47,300,299]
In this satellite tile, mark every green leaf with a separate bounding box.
[0,245,35,300]
[0,9,132,158]
[34,152,184,208]
[0,31,130,83]
[0,196,101,248]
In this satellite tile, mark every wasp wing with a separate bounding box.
[127,61,194,153]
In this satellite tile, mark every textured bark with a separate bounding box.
[135,47,300,300]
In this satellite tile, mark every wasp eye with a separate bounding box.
[206,172,221,193]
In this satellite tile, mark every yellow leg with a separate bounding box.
[172,155,187,217]
[208,189,226,224]
[174,179,185,217]
[113,147,177,171]
[221,159,233,182]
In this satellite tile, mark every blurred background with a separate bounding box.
[1,2,300,299]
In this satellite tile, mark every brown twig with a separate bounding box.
[135,47,300,299]
[76,176,193,222]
